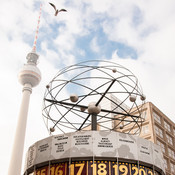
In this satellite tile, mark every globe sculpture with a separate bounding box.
[42,60,146,135]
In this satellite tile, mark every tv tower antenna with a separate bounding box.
[8,4,42,175]
[32,3,42,52]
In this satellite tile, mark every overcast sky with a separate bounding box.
[1,0,175,174]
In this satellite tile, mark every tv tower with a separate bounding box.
[8,4,42,175]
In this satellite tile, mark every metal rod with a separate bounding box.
[44,98,140,118]
[96,79,116,106]
[91,114,97,130]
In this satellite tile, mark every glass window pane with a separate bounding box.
[170,162,175,173]
[153,112,161,124]
[141,125,149,134]
[164,158,168,169]
[157,140,165,153]
[164,121,171,132]
[141,110,147,120]
[155,125,163,138]
[166,134,173,145]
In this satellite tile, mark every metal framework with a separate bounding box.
[42,60,146,135]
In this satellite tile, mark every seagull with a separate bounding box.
[49,2,67,16]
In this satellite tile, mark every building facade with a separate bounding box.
[122,102,175,175]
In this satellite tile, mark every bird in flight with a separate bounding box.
[49,2,67,16]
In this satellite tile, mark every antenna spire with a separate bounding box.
[32,3,42,52]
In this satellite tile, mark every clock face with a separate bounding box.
[42,60,145,134]
[33,160,161,175]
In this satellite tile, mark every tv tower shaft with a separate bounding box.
[8,84,32,175]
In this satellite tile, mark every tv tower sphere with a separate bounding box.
[18,51,41,87]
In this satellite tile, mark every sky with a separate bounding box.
[0,0,175,174]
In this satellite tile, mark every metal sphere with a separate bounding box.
[129,95,136,102]
[88,102,101,114]
[140,95,146,101]
[119,125,124,129]
[112,68,117,73]
[50,127,55,132]
[80,107,86,112]
[42,60,145,135]
[46,85,50,89]
[70,94,79,102]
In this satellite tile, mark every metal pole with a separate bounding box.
[91,114,97,130]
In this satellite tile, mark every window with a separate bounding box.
[153,112,161,124]
[168,148,175,160]
[141,125,149,135]
[164,120,171,132]
[141,110,147,120]
[166,134,173,145]
[157,140,165,153]
[164,158,168,169]
[170,162,175,173]
[173,128,175,136]
[155,125,163,138]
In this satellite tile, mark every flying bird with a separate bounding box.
[49,2,67,16]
